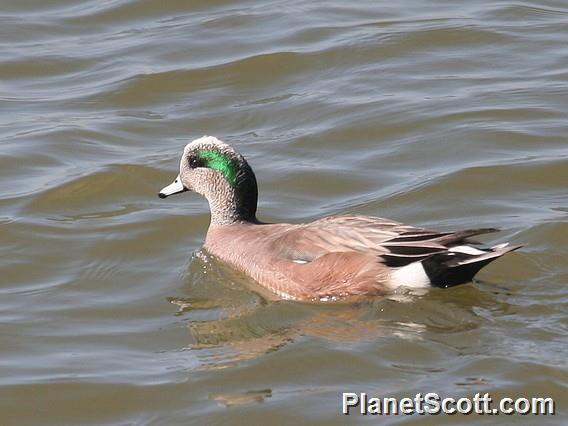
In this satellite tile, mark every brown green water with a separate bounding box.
[1,1,567,424]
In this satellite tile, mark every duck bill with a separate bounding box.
[158,175,188,198]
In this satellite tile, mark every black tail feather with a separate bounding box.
[422,244,521,288]
[433,228,500,245]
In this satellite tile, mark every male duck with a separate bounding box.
[159,136,520,302]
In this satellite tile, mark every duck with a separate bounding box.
[159,136,520,302]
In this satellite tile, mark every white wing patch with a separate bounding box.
[390,261,431,289]
[449,245,487,255]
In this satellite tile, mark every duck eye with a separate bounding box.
[188,156,200,168]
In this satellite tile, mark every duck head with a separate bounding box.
[159,136,258,225]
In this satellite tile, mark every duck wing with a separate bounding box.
[272,214,499,267]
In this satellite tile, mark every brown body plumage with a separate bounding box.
[159,136,520,302]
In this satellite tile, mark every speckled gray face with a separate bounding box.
[159,136,259,224]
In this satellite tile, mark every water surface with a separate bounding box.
[1,0,567,424]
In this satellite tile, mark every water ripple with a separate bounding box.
[1,0,567,424]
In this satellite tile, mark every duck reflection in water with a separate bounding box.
[167,250,509,371]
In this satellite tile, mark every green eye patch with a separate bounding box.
[198,149,238,187]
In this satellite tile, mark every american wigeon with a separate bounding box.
[159,136,520,302]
